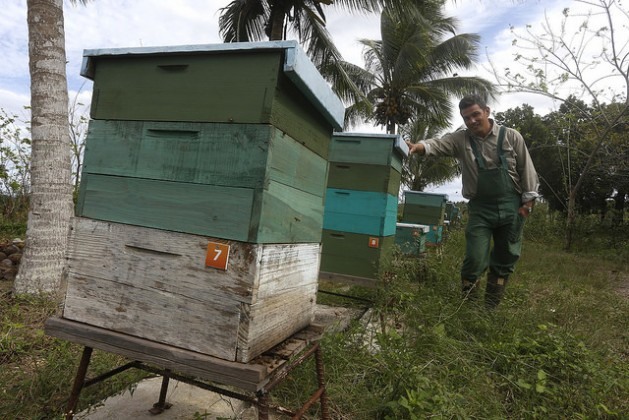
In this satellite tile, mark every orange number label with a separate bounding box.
[205,242,230,271]
[368,237,379,248]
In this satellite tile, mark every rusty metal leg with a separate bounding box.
[65,346,93,420]
[258,392,270,420]
[314,345,329,420]
[149,370,173,414]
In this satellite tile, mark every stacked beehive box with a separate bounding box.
[400,191,449,246]
[394,222,429,256]
[319,133,408,283]
[61,41,344,363]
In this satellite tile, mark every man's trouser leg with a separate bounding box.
[485,201,525,308]
[461,202,493,299]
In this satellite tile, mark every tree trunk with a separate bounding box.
[268,3,287,40]
[564,189,577,251]
[14,0,74,294]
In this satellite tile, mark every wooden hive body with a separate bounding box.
[395,223,429,256]
[320,133,408,282]
[401,191,449,226]
[60,41,344,362]
[62,218,319,362]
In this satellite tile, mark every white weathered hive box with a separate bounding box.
[61,217,320,362]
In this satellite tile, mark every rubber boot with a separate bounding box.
[461,278,480,300]
[485,273,508,309]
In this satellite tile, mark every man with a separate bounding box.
[406,94,539,308]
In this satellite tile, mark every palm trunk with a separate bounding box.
[14,0,74,294]
[268,5,286,40]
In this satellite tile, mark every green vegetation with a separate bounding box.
[279,205,629,418]
[1,205,628,419]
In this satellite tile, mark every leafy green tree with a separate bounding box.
[491,0,629,249]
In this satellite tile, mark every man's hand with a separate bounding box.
[406,140,426,155]
[519,201,534,218]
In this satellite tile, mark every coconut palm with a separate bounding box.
[346,5,494,134]
[343,4,495,190]
[218,0,433,106]
[13,0,88,294]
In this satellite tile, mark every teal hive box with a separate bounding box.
[323,189,398,236]
[425,224,444,245]
[395,223,430,255]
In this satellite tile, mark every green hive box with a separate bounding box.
[319,230,395,281]
[328,133,407,174]
[401,191,448,226]
[82,41,343,160]
[77,41,344,244]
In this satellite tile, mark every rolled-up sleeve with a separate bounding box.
[514,133,540,202]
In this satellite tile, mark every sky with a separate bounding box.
[0,0,604,201]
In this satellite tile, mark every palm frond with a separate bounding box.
[219,0,267,42]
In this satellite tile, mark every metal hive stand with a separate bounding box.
[45,317,328,419]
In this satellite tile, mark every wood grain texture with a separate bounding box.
[45,317,266,392]
[62,218,320,362]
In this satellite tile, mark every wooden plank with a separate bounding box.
[267,127,328,196]
[75,173,255,242]
[255,243,321,300]
[83,120,271,188]
[62,219,253,360]
[76,174,325,243]
[270,75,333,159]
[83,120,327,197]
[403,191,448,207]
[326,162,401,195]
[323,189,397,236]
[401,204,445,225]
[237,286,317,362]
[320,232,395,280]
[44,317,268,392]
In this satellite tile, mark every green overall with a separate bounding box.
[462,126,525,281]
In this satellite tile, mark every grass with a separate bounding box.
[1,206,628,419]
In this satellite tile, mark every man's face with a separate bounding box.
[460,104,491,138]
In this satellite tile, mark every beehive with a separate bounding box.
[320,133,408,282]
[401,191,448,226]
[60,41,344,362]
[395,223,429,256]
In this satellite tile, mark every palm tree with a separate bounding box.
[13,0,87,294]
[218,0,430,109]
[346,4,494,134]
[340,4,494,190]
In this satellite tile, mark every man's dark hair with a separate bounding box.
[459,94,488,110]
